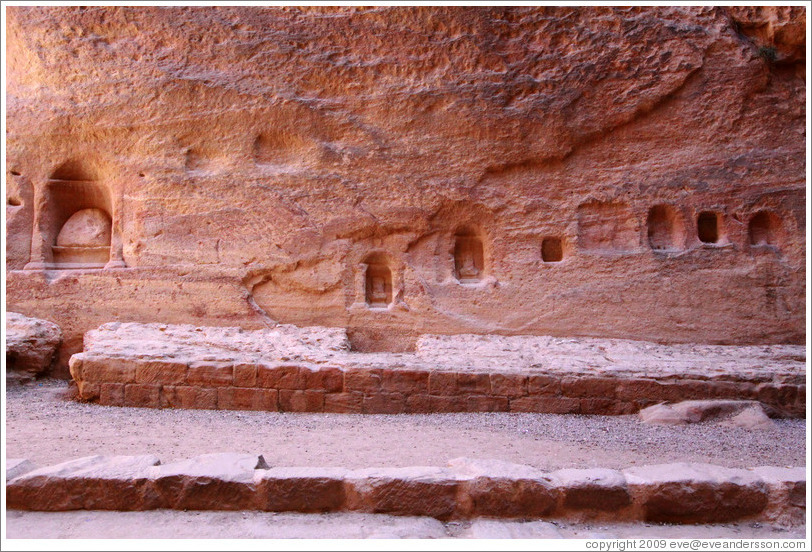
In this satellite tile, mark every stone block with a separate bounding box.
[344,368,383,393]
[83,357,136,383]
[362,392,406,414]
[428,395,468,413]
[123,384,161,408]
[561,376,618,399]
[279,389,325,412]
[381,369,429,394]
[323,392,364,413]
[450,458,558,518]
[404,394,433,413]
[99,382,126,405]
[256,467,348,512]
[186,361,233,387]
[580,398,636,415]
[527,375,560,395]
[151,453,267,510]
[257,364,308,389]
[345,466,459,519]
[303,366,344,392]
[76,380,100,401]
[428,372,457,395]
[552,468,631,512]
[135,360,188,385]
[615,378,664,402]
[68,354,83,380]
[217,387,278,411]
[6,312,62,381]
[490,373,528,398]
[461,520,564,539]
[624,463,768,523]
[466,395,509,412]
[456,373,491,394]
[6,455,161,511]
[509,396,580,414]
[161,385,218,410]
[233,363,258,387]
[750,466,806,525]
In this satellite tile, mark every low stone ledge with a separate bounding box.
[256,467,348,512]
[150,452,267,510]
[624,463,769,523]
[5,455,804,525]
[551,468,632,514]
[6,455,160,511]
[750,466,806,526]
[67,324,806,416]
[450,458,558,518]
[344,466,460,520]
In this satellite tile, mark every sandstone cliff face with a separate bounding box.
[5,6,806,374]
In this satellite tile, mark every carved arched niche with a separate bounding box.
[646,204,685,251]
[26,159,122,269]
[748,210,782,249]
[363,253,393,308]
[453,227,486,283]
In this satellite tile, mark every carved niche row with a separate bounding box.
[645,204,784,251]
[359,227,490,309]
[358,203,787,309]
[577,201,786,254]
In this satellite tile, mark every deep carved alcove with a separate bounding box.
[697,211,721,244]
[364,254,393,308]
[647,204,684,251]
[541,237,564,262]
[454,227,485,283]
[749,210,781,247]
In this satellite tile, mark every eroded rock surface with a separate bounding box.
[5,6,806,375]
[5,312,63,383]
[639,400,777,429]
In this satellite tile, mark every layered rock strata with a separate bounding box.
[5,6,806,376]
[6,454,805,526]
[68,323,806,416]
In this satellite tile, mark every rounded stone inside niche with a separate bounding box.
[53,208,112,267]
[57,208,112,247]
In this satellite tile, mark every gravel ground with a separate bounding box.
[5,379,806,470]
[5,510,806,540]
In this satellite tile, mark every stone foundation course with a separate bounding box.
[6,454,805,526]
[68,323,806,416]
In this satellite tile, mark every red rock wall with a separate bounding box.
[5,6,806,374]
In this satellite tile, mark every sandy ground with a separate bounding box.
[5,379,806,470]
[4,510,806,540]
[5,379,807,541]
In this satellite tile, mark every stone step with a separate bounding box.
[6,454,805,526]
[67,323,806,416]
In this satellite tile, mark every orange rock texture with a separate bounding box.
[5,6,806,376]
